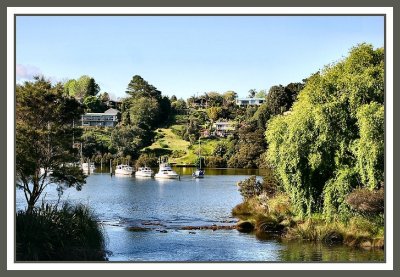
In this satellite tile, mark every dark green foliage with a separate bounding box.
[228,121,266,168]
[16,204,107,261]
[83,95,106,113]
[205,156,227,168]
[126,75,162,100]
[110,125,147,158]
[135,153,159,168]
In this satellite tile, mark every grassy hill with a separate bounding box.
[145,125,227,166]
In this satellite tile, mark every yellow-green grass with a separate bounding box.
[145,126,228,165]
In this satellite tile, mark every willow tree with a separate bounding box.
[16,77,86,212]
[266,44,384,220]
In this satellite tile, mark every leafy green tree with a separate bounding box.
[266,44,384,219]
[128,97,160,131]
[110,125,146,158]
[255,89,267,99]
[353,102,384,190]
[64,75,100,99]
[266,85,289,115]
[16,77,86,212]
[228,121,266,168]
[83,95,105,113]
[99,92,110,102]
[126,75,161,100]
[206,106,223,122]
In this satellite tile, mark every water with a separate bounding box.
[16,169,384,262]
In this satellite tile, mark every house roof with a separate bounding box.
[236,98,265,101]
[83,108,119,116]
[104,108,119,115]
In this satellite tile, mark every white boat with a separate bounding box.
[154,163,180,179]
[192,168,205,178]
[115,164,134,175]
[81,162,96,173]
[135,166,154,177]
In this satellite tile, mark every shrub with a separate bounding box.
[205,156,227,168]
[16,203,107,261]
[237,176,263,200]
[346,187,384,215]
[136,153,159,168]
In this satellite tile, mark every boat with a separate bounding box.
[81,162,96,173]
[154,160,180,179]
[135,166,154,177]
[192,138,205,178]
[192,168,205,178]
[115,164,134,175]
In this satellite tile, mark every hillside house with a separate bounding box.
[235,97,265,106]
[81,108,119,127]
[213,121,235,137]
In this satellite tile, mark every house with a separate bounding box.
[106,99,122,110]
[81,108,119,127]
[213,121,235,137]
[235,97,265,106]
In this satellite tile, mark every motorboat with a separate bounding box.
[115,164,134,175]
[135,166,154,177]
[192,168,205,178]
[81,162,95,173]
[154,163,180,179]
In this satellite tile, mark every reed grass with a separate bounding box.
[16,203,107,261]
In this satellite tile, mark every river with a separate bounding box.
[16,168,384,262]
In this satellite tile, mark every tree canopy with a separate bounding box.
[266,44,384,220]
[16,77,86,211]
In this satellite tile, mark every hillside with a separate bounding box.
[145,125,228,166]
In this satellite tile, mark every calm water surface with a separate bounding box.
[16,168,384,262]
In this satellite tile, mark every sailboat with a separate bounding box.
[192,138,205,178]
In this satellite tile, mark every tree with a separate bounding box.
[16,77,86,212]
[99,92,110,103]
[266,85,289,115]
[110,125,146,158]
[128,97,160,131]
[248,89,257,98]
[255,89,267,99]
[64,75,100,100]
[266,44,384,219]
[126,75,161,100]
[206,106,222,122]
[83,95,105,113]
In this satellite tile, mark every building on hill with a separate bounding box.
[213,121,235,137]
[81,108,119,127]
[235,97,265,106]
[106,99,122,110]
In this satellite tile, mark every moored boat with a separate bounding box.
[115,164,134,175]
[81,162,95,173]
[154,162,180,179]
[135,166,154,177]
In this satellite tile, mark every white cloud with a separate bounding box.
[16,64,42,80]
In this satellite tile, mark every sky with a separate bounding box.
[16,16,384,99]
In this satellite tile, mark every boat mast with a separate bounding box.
[199,137,201,170]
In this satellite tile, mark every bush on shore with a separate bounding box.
[232,175,384,249]
[16,203,107,261]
